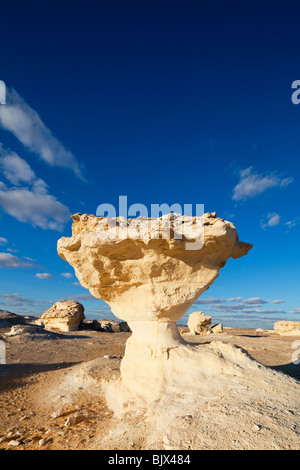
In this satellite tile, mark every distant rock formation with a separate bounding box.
[80,319,130,332]
[0,310,28,329]
[274,321,300,336]
[57,211,252,408]
[210,323,223,333]
[41,300,85,332]
[188,311,212,335]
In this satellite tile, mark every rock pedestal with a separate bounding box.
[57,212,252,408]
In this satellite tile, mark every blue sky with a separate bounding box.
[0,0,300,328]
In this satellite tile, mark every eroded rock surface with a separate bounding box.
[57,212,252,409]
[41,300,85,332]
[188,311,212,335]
[58,212,252,324]
[274,321,300,336]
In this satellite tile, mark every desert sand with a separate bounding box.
[0,323,299,451]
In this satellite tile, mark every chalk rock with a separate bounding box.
[119,321,131,332]
[96,320,113,332]
[57,212,252,407]
[187,311,212,335]
[5,324,45,337]
[274,321,300,336]
[41,300,85,332]
[210,323,223,333]
[58,212,252,324]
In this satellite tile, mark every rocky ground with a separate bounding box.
[0,324,299,450]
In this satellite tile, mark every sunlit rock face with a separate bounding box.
[57,212,252,410]
[41,300,85,332]
[57,212,252,324]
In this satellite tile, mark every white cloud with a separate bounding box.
[195,296,268,306]
[232,167,293,201]
[194,297,225,305]
[0,252,35,268]
[35,273,53,279]
[238,297,268,305]
[261,212,281,230]
[285,217,300,230]
[205,304,286,314]
[66,293,96,301]
[0,145,36,185]
[61,272,73,278]
[0,293,53,313]
[0,237,8,245]
[0,144,48,194]
[192,296,286,315]
[0,184,70,231]
[290,308,300,314]
[0,145,71,231]
[0,88,85,179]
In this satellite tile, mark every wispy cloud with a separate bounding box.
[0,183,71,231]
[0,293,53,315]
[193,296,286,315]
[290,308,300,314]
[285,217,300,230]
[0,252,36,268]
[232,167,293,201]
[0,144,43,188]
[260,212,281,230]
[0,237,8,245]
[0,88,85,179]
[0,293,34,304]
[207,305,286,314]
[61,272,73,278]
[35,273,53,279]
[194,296,269,306]
[193,297,225,305]
[66,293,96,301]
[0,145,71,231]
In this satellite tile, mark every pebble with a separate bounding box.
[252,424,262,432]
[8,440,21,447]
[20,415,30,421]
[38,438,47,447]
[64,416,76,427]
[45,427,61,435]
[23,438,32,444]
[51,410,64,419]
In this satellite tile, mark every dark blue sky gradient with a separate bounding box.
[0,0,299,327]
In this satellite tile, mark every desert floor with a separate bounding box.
[0,326,299,450]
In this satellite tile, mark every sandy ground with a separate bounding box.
[0,325,299,450]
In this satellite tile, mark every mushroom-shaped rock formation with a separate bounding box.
[58,212,252,410]
[41,300,85,332]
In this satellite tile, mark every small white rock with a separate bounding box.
[8,440,21,447]
[252,424,261,432]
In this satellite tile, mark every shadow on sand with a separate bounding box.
[0,362,80,393]
[271,362,300,381]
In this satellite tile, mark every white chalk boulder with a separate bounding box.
[41,300,85,332]
[188,311,212,335]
